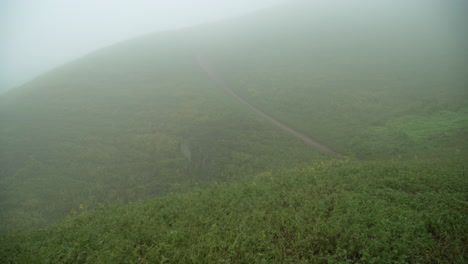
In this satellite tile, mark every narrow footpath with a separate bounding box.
[196,54,342,157]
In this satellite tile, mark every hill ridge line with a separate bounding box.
[196,54,342,157]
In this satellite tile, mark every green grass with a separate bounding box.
[192,1,468,159]
[380,109,468,142]
[204,34,467,159]
[1,157,466,263]
[0,55,325,232]
[350,109,468,158]
[0,1,467,262]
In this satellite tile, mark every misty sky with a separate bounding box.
[1,0,286,92]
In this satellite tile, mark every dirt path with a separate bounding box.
[196,54,342,157]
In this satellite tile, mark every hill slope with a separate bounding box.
[1,158,466,263]
[1,0,467,236]
[0,34,325,232]
[194,0,468,159]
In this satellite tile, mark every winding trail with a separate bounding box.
[196,54,342,157]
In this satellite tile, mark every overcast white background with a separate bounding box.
[1,0,287,92]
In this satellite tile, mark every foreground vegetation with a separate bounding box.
[1,157,466,263]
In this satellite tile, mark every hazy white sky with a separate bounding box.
[1,0,286,92]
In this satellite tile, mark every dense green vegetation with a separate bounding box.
[1,157,466,263]
[0,1,467,262]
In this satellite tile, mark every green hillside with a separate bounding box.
[197,1,468,159]
[0,33,326,232]
[0,0,467,262]
[1,158,466,263]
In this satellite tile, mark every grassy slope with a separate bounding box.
[198,1,468,159]
[0,1,467,262]
[0,31,326,233]
[1,157,466,263]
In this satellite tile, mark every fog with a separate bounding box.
[1,0,286,92]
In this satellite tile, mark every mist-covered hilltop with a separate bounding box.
[0,0,466,251]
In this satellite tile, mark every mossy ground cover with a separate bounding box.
[1,157,466,263]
